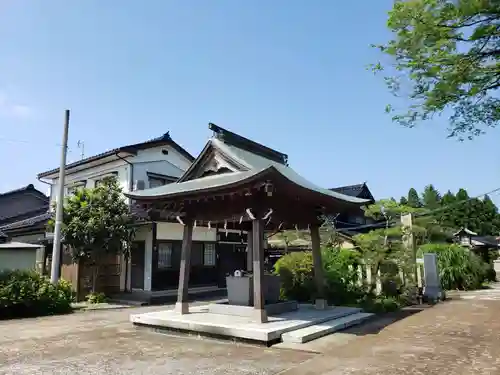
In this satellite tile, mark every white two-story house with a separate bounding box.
[37,132,223,300]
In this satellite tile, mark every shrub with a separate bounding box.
[360,295,402,313]
[274,251,315,302]
[0,270,74,319]
[274,248,366,306]
[86,292,107,304]
[419,243,489,290]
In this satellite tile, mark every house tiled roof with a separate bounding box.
[0,184,37,197]
[330,183,366,197]
[330,182,375,203]
[0,212,52,231]
[0,185,49,224]
[471,235,499,247]
[38,132,195,178]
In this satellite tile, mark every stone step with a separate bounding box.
[281,312,374,344]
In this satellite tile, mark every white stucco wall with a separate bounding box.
[49,159,130,205]
[0,249,38,271]
[156,222,217,242]
[47,144,192,206]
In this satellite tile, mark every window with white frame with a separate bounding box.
[94,173,118,188]
[66,182,86,196]
[157,242,173,269]
[203,243,216,266]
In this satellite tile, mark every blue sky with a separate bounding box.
[1,0,499,204]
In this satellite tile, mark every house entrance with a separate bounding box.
[130,241,145,290]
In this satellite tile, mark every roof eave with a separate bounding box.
[37,150,136,179]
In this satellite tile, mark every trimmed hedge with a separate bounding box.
[0,270,74,319]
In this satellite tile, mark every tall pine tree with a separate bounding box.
[407,188,421,208]
[439,190,456,228]
[422,184,441,210]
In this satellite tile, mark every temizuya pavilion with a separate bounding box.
[126,123,369,324]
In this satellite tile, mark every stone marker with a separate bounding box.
[423,253,443,301]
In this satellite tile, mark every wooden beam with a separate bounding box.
[175,219,193,314]
[310,223,327,309]
[252,219,268,323]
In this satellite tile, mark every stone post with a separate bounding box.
[423,253,443,301]
[310,224,327,309]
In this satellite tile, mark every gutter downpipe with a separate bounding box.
[114,152,134,293]
[114,152,134,193]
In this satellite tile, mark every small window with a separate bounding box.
[66,182,86,196]
[149,177,167,189]
[158,243,172,269]
[204,243,216,266]
[94,173,118,188]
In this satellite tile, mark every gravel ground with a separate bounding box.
[280,295,500,375]
[0,302,313,375]
[3,289,500,375]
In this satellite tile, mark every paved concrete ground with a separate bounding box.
[280,295,500,375]
[0,301,313,375]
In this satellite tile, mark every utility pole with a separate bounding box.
[50,109,70,284]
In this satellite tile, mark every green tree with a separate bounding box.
[438,190,457,227]
[399,196,408,205]
[49,176,136,293]
[407,188,422,208]
[422,184,442,210]
[373,0,500,140]
[483,194,500,235]
[451,188,471,229]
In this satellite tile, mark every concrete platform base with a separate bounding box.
[130,303,361,345]
[281,312,374,344]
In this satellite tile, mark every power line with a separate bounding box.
[0,136,74,153]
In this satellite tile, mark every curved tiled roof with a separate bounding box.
[126,126,370,205]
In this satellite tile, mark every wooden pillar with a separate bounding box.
[310,224,327,309]
[175,219,193,314]
[247,229,253,272]
[252,219,268,323]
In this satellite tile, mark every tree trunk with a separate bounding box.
[91,263,100,294]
